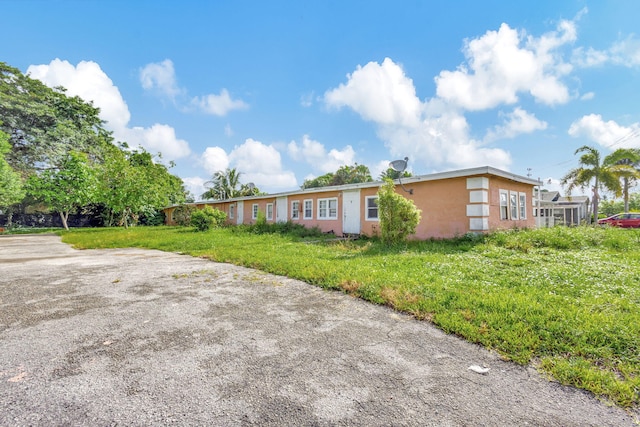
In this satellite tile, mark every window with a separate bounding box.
[229,204,235,220]
[291,201,300,220]
[304,199,313,219]
[519,193,527,219]
[266,203,273,220]
[318,197,338,219]
[252,204,259,220]
[500,189,527,221]
[510,191,519,220]
[499,190,509,220]
[366,196,379,220]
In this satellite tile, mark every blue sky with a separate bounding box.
[3,1,640,198]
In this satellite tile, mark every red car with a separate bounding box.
[598,213,640,228]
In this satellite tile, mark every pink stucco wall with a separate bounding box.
[164,172,536,239]
[287,190,342,234]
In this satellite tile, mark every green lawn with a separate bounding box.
[61,225,640,408]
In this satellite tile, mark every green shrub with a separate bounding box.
[190,206,226,231]
[139,209,165,226]
[172,204,194,226]
[377,178,421,245]
[244,215,325,238]
[253,210,269,234]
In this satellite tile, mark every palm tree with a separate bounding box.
[606,148,640,212]
[561,146,638,223]
[201,167,242,200]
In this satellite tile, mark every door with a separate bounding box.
[236,201,244,225]
[276,197,288,223]
[342,190,361,234]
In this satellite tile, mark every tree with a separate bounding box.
[561,146,638,223]
[301,164,373,189]
[0,62,111,175]
[202,167,242,200]
[332,164,373,186]
[190,206,227,231]
[606,148,640,212]
[301,172,334,189]
[0,129,24,208]
[600,192,640,217]
[377,178,421,245]
[26,151,97,230]
[97,145,186,228]
[238,182,262,197]
[379,167,412,180]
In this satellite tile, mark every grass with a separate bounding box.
[60,225,640,408]
[1,227,63,235]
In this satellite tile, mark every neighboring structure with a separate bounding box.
[533,190,590,227]
[164,166,540,240]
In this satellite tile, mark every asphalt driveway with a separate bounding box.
[0,234,637,426]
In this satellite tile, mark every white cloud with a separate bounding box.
[485,107,547,141]
[378,113,512,171]
[139,59,182,99]
[182,176,207,200]
[573,35,640,68]
[324,58,512,171]
[230,138,297,188]
[568,114,640,149]
[324,58,422,127]
[300,91,315,107]
[121,124,190,159]
[580,92,595,101]
[191,89,249,116]
[140,59,250,116]
[435,20,575,110]
[609,35,640,67]
[201,139,297,191]
[287,135,356,173]
[224,124,234,137]
[27,59,191,161]
[27,58,130,130]
[201,146,230,175]
[571,46,609,68]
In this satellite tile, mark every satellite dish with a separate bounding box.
[389,157,409,173]
[247,182,255,190]
[387,157,413,195]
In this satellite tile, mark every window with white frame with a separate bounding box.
[499,189,527,221]
[519,193,527,219]
[499,190,509,220]
[366,196,379,220]
[252,204,259,220]
[266,203,273,220]
[318,197,338,219]
[510,191,519,220]
[291,201,300,220]
[229,204,235,220]
[304,199,313,219]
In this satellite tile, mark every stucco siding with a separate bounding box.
[162,167,538,239]
[487,177,536,231]
[410,178,469,239]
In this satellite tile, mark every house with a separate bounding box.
[533,190,590,227]
[164,166,540,240]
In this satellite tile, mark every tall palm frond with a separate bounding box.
[561,145,629,223]
[201,167,243,200]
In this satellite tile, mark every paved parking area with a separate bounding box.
[0,234,637,426]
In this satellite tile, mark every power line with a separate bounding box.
[528,127,640,177]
